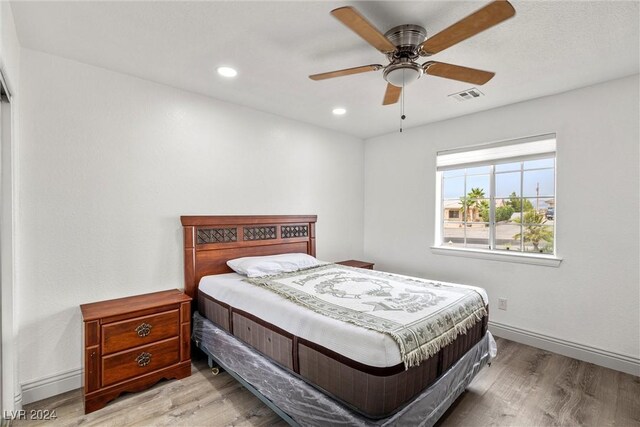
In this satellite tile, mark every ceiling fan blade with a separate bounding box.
[309,64,383,81]
[424,61,495,85]
[331,6,397,54]
[419,0,515,55]
[383,83,402,105]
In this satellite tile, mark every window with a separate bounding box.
[435,135,557,259]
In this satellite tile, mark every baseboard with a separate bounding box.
[14,390,22,409]
[20,368,81,405]
[489,321,640,377]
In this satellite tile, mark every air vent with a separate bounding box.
[449,88,484,102]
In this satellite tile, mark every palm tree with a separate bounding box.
[513,210,553,251]
[458,197,470,222]
[459,188,486,222]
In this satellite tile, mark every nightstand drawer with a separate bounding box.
[102,309,179,355]
[102,337,180,387]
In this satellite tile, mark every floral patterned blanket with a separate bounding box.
[246,264,487,368]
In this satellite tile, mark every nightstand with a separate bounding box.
[80,289,192,414]
[336,259,375,270]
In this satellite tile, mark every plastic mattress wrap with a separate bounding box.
[193,311,495,427]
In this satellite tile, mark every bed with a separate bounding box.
[181,215,494,426]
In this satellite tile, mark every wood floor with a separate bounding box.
[11,337,640,427]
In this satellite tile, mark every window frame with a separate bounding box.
[433,135,562,267]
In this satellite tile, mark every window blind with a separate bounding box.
[436,134,556,171]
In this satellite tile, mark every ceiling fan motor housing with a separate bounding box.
[385,24,427,57]
[382,25,428,87]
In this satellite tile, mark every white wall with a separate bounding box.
[0,0,21,412]
[364,75,640,373]
[0,3,19,87]
[17,48,364,399]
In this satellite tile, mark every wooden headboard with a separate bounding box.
[180,215,317,299]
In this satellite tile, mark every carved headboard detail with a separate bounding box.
[180,215,317,299]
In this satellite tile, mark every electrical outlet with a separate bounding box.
[498,298,508,311]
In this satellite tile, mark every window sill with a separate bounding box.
[430,246,562,267]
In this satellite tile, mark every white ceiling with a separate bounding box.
[10,1,640,139]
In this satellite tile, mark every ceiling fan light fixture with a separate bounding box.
[383,63,423,87]
[217,66,238,78]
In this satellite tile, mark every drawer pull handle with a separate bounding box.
[135,352,152,367]
[135,323,152,337]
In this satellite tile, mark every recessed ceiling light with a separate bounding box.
[332,108,346,115]
[217,66,237,78]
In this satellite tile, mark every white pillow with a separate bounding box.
[227,253,322,278]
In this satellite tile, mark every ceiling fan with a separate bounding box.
[309,0,515,105]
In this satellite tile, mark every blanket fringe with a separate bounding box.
[398,305,487,369]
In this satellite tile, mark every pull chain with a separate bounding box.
[400,70,406,133]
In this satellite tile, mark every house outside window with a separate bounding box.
[435,134,557,259]
[447,209,460,220]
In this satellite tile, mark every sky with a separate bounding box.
[442,158,555,208]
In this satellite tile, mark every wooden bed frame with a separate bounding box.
[181,215,317,299]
